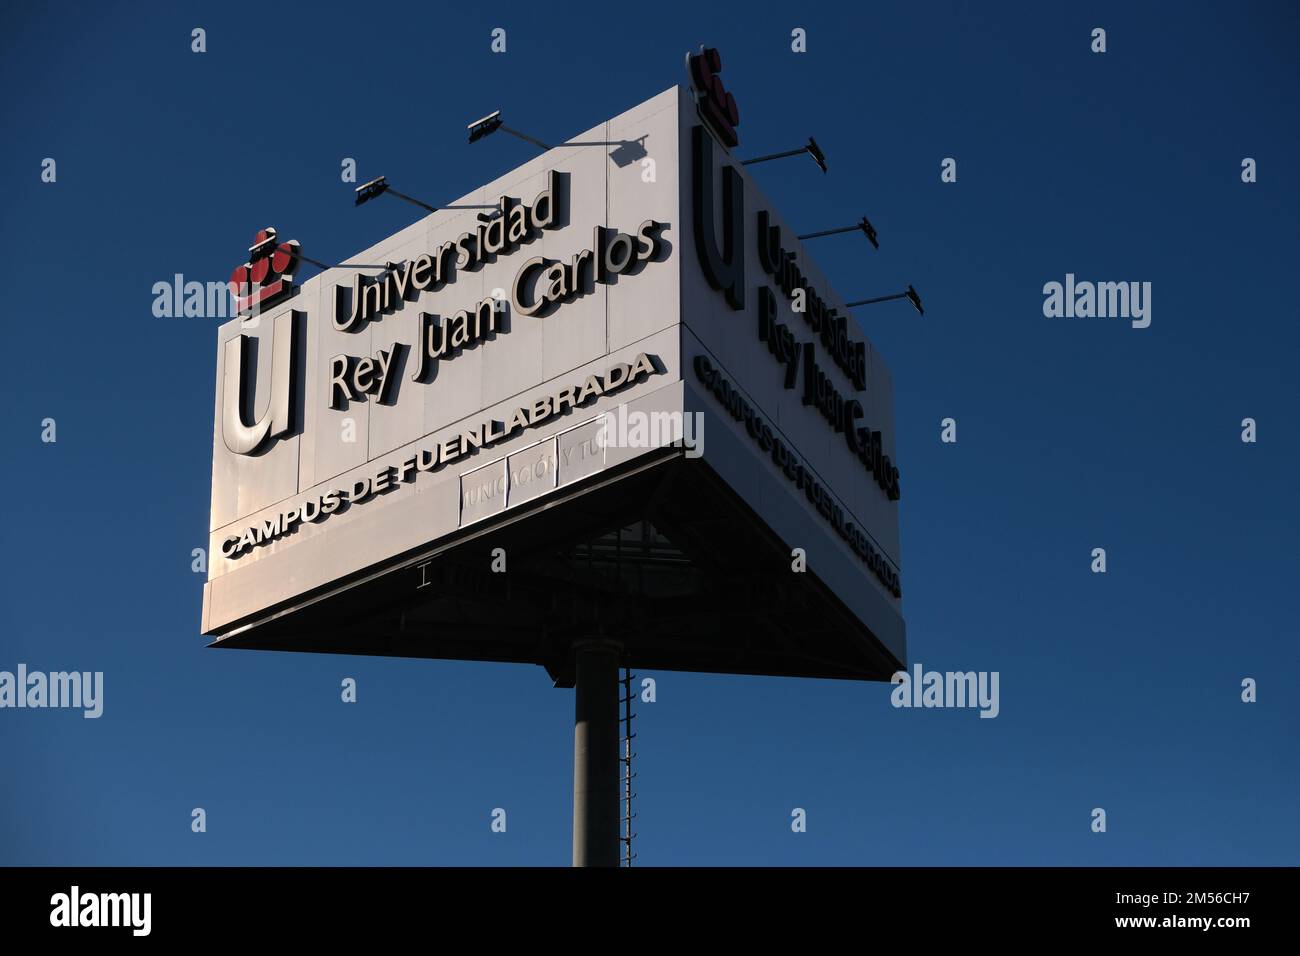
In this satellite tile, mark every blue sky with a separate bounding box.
[1,0,1296,865]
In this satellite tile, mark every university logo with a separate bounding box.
[222,228,302,456]
[221,306,300,456]
[686,46,740,149]
[229,227,300,317]
[692,124,745,310]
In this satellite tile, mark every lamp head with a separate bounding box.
[805,137,827,173]
[354,176,389,206]
[248,227,279,261]
[467,110,504,144]
[905,284,924,315]
[858,216,879,249]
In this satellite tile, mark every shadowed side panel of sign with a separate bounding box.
[673,84,905,666]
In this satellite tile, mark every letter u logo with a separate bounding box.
[692,125,745,310]
[222,310,301,455]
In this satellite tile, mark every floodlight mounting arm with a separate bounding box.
[469,111,553,151]
[799,224,858,239]
[798,216,879,249]
[355,175,500,218]
[500,124,553,152]
[742,147,806,164]
[846,284,924,315]
[741,137,827,173]
[297,254,389,271]
[354,176,435,212]
[384,186,438,214]
[847,292,907,307]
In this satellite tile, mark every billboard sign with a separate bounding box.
[203,84,904,682]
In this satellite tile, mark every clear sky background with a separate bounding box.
[1,1,1296,866]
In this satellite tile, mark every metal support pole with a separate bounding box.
[620,668,637,866]
[572,640,621,867]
